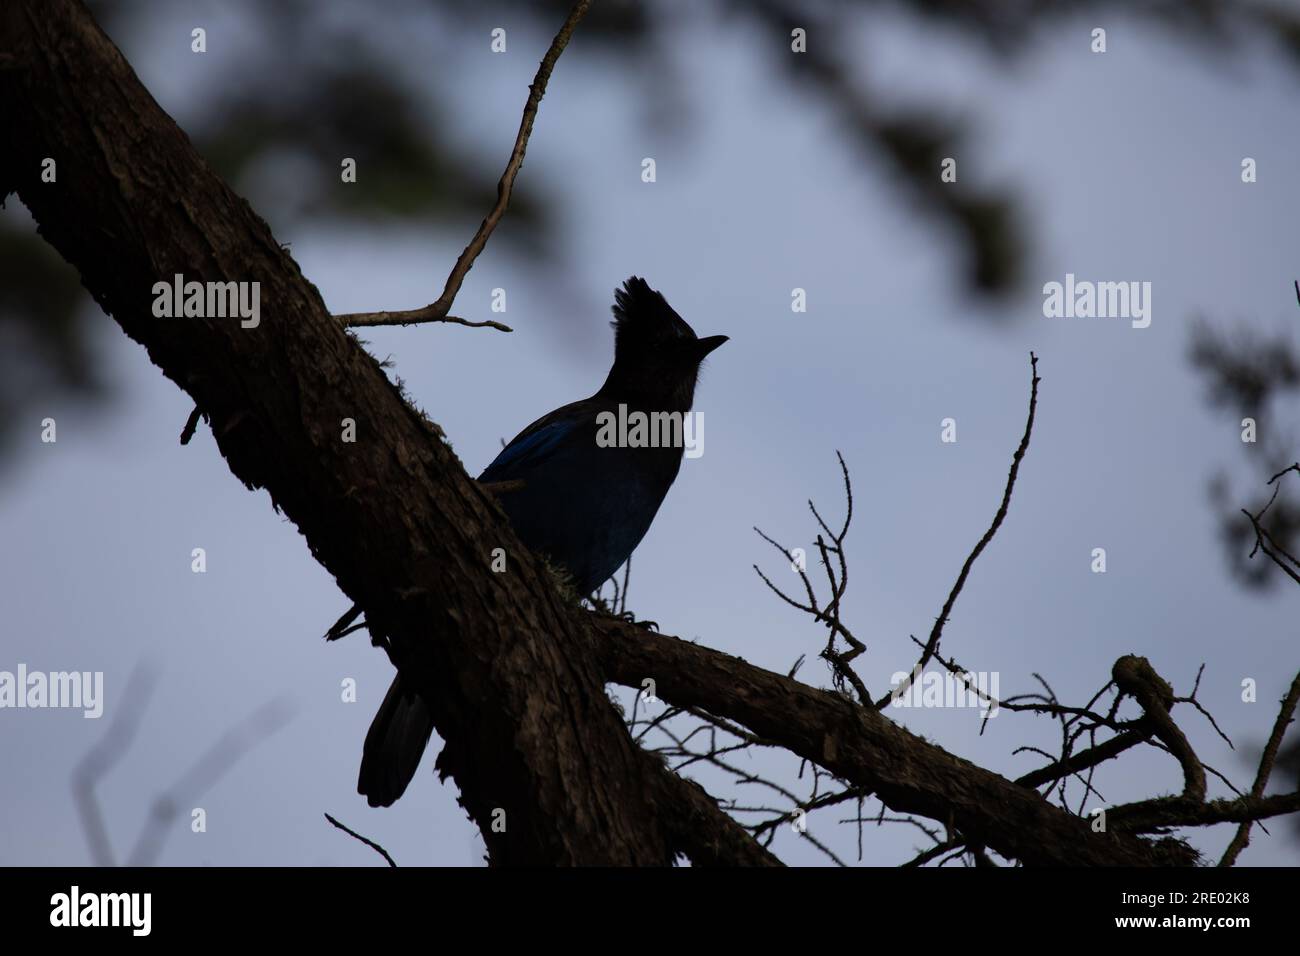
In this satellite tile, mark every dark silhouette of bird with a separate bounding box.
[333,277,727,807]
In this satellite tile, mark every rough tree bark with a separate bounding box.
[0,0,1225,867]
[0,0,774,867]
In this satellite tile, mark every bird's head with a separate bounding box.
[599,277,727,409]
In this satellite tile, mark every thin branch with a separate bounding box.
[126,697,296,866]
[618,555,632,617]
[325,812,397,866]
[879,353,1040,709]
[73,660,295,867]
[1267,462,1300,486]
[900,838,963,868]
[754,451,870,701]
[72,662,160,866]
[341,312,513,332]
[1243,507,1300,586]
[334,0,591,329]
[1016,726,1150,790]
[1220,669,1300,866]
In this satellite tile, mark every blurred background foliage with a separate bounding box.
[3,0,1300,585]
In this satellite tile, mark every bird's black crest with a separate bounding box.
[611,277,697,351]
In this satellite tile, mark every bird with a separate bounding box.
[334,277,727,807]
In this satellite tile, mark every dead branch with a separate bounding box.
[73,660,294,867]
[324,813,397,867]
[882,352,1039,709]
[333,0,590,329]
[1220,670,1300,865]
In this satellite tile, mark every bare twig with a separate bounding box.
[334,0,591,329]
[341,312,513,332]
[901,838,964,868]
[126,697,296,865]
[325,812,398,866]
[74,660,295,866]
[73,663,160,866]
[878,352,1040,709]
[1243,507,1300,586]
[753,451,871,702]
[1220,669,1300,865]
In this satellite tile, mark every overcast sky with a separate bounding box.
[2,4,1297,866]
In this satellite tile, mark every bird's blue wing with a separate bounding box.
[477,408,589,483]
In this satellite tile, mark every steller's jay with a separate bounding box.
[338,277,727,807]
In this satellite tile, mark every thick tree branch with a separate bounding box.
[1109,792,1300,833]
[0,0,772,867]
[588,617,1197,866]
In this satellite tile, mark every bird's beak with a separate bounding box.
[694,335,729,358]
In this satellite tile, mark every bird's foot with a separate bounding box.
[588,598,658,631]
